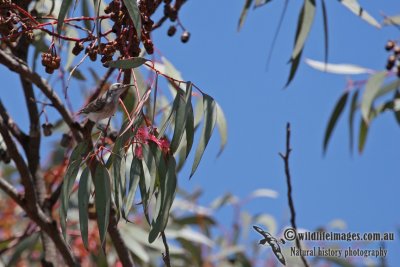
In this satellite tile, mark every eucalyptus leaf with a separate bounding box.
[323,91,349,153]
[93,164,111,247]
[121,0,141,37]
[291,0,316,60]
[338,0,381,28]
[105,57,148,69]
[361,71,387,123]
[190,94,217,178]
[78,167,90,249]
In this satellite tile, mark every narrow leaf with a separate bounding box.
[216,102,228,156]
[338,0,381,28]
[57,0,73,33]
[323,91,349,153]
[238,0,254,31]
[348,90,359,154]
[254,0,272,9]
[93,164,111,247]
[105,57,148,69]
[121,0,141,36]
[305,58,373,75]
[123,157,142,216]
[78,167,90,249]
[321,0,329,66]
[190,94,217,178]
[285,50,302,87]
[170,83,193,154]
[185,101,195,158]
[358,118,368,153]
[266,0,288,71]
[383,15,400,26]
[291,0,316,60]
[361,71,387,123]
[60,141,88,239]
[148,156,177,243]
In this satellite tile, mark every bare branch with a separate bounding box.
[0,177,24,207]
[161,232,171,267]
[0,99,28,146]
[108,208,134,267]
[0,49,82,142]
[279,123,309,267]
[0,117,37,207]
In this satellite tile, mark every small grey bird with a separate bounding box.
[78,83,131,123]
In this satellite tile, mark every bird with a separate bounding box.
[253,225,286,266]
[78,83,131,123]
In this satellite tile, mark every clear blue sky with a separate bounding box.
[0,0,399,266]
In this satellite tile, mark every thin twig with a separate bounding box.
[0,49,83,142]
[279,123,309,267]
[161,231,171,267]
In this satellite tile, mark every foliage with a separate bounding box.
[0,0,398,266]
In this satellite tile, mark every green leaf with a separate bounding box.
[383,15,400,26]
[139,144,157,223]
[7,233,39,266]
[81,0,93,30]
[105,57,148,69]
[348,90,359,154]
[70,68,86,80]
[375,79,400,99]
[266,0,288,71]
[121,0,141,36]
[358,118,368,154]
[185,101,195,159]
[190,94,217,178]
[361,71,387,124]
[158,88,183,138]
[321,0,329,66]
[237,0,254,31]
[394,91,400,125]
[170,83,193,154]
[60,141,88,239]
[148,156,177,243]
[285,50,302,87]
[78,167,90,249]
[305,58,372,75]
[254,0,272,9]
[57,0,73,33]
[123,157,142,216]
[291,0,316,60]
[215,102,228,156]
[323,91,349,153]
[93,164,111,247]
[65,27,78,70]
[338,0,381,28]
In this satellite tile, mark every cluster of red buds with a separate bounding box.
[385,40,400,77]
[41,52,61,74]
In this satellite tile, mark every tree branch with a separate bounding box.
[0,117,37,207]
[0,177,24,207]
[108,209,134,267]
[0,49,82,142]
[161,232,171,267]
[279,123,309,267]
[0,99,28,146]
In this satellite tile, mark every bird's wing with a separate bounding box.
[271,244,286,266]
[79,97,106,114]
[253,225,273,239]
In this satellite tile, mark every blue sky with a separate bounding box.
[151,0,399,265]
[0,0,399,265]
